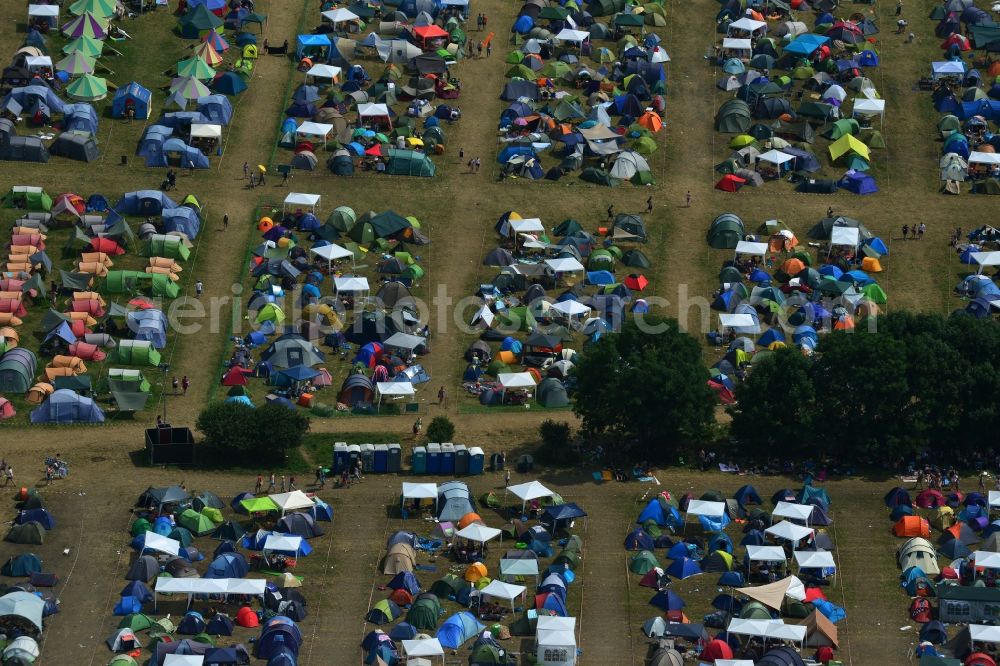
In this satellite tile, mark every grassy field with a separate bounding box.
[0,0,990,662]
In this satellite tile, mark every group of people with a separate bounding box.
[901,223,926,241]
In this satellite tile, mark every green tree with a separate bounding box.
[426,416,455,442]
[536,420,578,466]
[196,402,310,466]
[572,316,714,459]
[729,347,815,456]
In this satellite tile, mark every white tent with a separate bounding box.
[931,61,965,79]
[263,534,303,563]
[501,557,540,582]
[536,616,577,666]
[686,499,726,517]
[757,149,794,167]
[989,490,1000,509]
[334,275,370,300]
[719,313,756,330]
[310,243,353,269]
[376,381,415,408]
[971,251,1000,275]
[830,226,860,249]
[728,17,767,33]
[480,579,526,611]
[794,550,836,575]
[457,522,502,545]
[384,332,426,351]
[970,151,1000,166]
[510,218,544,234]
[970,624,1000,644]
[471,304,494,328]
[554,29,590,44]
[164,656,205,666]
[773,501,814,524]
[765,520,814,543]
[140,532,181,557]
[321,7,360,23]
[717,661,756,666]
[550,299,591,317]
[358,102,391,120]
[722,38,752,55]
[283,192,320,213]
[727,618,806,644]
[973,551,1000,569]
[296,121,335,148]
[509,480,554,502]
[545,257,585,274]
[734,240,768,257]
[746,545,787,562]
[154,578,266,609]
[852,98,885,127]
[402,638,445,662]
[305,63,343,85]
[189,124,221,140]
[497,372,537,401]
[29,4,60,22]
[269,490,314,515]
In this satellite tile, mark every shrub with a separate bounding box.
[197,402,310,467]
[426,416,455,442]
[536,420,579,466]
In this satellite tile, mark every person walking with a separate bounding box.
[896,0,902,15]
[255,474,263,494]
[685,190,692,207]
[267,472,276,492]
[459,147,464,162]
[476,13,482,30]
[918,222,926,239]
[827,206,834,218]
[902,224,909,240]
[172,376,180,394]
[289,475,297,490]
[477,41,483,57]
[281,170,290,186]
[486,41,492,57]
[474,157,481,172]
[607,204,614,221]
[482,14,488,29]
[438,385,446,405]
[4,466,12,487]
[258,168,266,186]
[243,162,249,180]
[248,171,256,189]
[195,280,203,298]
[316,466,326,488]
[181,375,190,396]
[412,417,423,438]
[222,214,229,231]
[280,475,286,492]
[505,469,511,487]
[646,196,653,213]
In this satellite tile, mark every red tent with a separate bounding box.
[412,24,449,47]
[623,274,648,291]
[68,342,107,362]
[88,237,126,255]
[222,366,252,386]
[702,639,734,661]
[715,175,746,192]
[0,397,15,420]
[236,606,259,628]
[365,143,384,157]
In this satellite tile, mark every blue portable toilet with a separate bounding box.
[333,442,349,473]
[426,443,441,474]
[348,444,361,471]
[388,443,402,472]
[374,444,389,473]
[360,444,375,472]
[412,446,427,474]
[455,444,469,475]
[468,447,485,475]
[440,443,455,474]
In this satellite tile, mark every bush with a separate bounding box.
[197,402,310,467]
[426,416,455,442]
[536,420,579,467]
[311,403,335,417]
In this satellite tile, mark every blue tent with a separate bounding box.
[2,553,42,577]
[649,589,685,611]
[709,533,734,554]
[257,618,303,659]
[637,499,668,525]
[839,171,878,195]
[624,528,655,551]
[178,611,207,635]
[115,190,178,216]
[162,138,211,169]
[667,541,693,560]
[212,72,248,96]
[206,616,235,636]
[163,206,202,238]
[197,94,234,125]
[718,571,745,587]
[30,389,105,424]
[44,321,77,347]
[63,103,99,135]
[121,580,154,603]
[296,34,332,60]
[665,557,701,580]
[888,504,912,521]
[812,599,847,623]
[128,310,168,349]
[498,145,537,163]
[188,0,226,9]
[206,552,250,579]
[388,571,421,595]
[4,85,66,116]
[436,612,484,649]
[514,14,534,33]
[390,623,417,641]
[857,50,879,67]
[17,509,56,530]
[586,270,615,285]
[784,34,830,57]
[735,485,762,507]
[114,596,144,615]
[112,83,152,119]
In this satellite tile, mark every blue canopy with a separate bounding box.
[296,34,332,59]
[784,34,830,56]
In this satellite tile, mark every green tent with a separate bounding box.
[715,99,752,134]
[632,171,655,186]
[539,5,570,19]
[1,186,52,210]
[580,167,620,186]
[430,574,469,599]
[622,249,651,268]
[553,219,583,236]
[180,4,224,32]
[824,118,859,140]
[972,178,1000,195]
[178,509,215,536]
[542,61,572,79]
[861,283,887,304]
[108,369,152,393]
[63,35,105,57]
[66,74,109,101]
[105,270,147,294]
[741,601,772,619]
[862,130,886,149]
[112,340,162,367]
[144,235,190,260]
[6,522,45,544]
[498,306,536,331]
[506,64,536,80]
[707,213,745,249]
[201,507,223,524]
[327,206,356,231]
[370,210,411,238]
[407,597,441,630]
[630,550,659,574]
[150,273,180,298]
[486,360,510,376]
[386,148,435,177]
[118,613,156,632]
[130,518,152,537]
[109,655,139,666]
[255,303,285,325]
[505,51,525,64]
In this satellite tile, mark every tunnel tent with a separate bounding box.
[1,186,52,211]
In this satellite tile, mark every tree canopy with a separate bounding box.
[197,402,310,466]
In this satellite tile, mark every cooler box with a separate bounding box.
[373,444,388,473]
[440,443,455,474]
[426,443,441,474]
[468,447,485,475]
[387,443,402,472]
[412,446,427,474]
[333,442,349,473]
[455,444,469,475]
[297,392,314,407]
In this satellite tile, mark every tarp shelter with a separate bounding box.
[283,192,320,214]
[727,618,807,646]
[138,532,181,557]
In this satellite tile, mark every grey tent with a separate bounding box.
[715,99,752,133]
[49,133,99,162]
[807,215,871,241]
[537,378,569,407]
[0,136,49,162]
[622,249,651,268]
[707,213,745,249]
[6,522,45,545]
[438,481,476,522]
[112,390,151,412]
[126,555,160,582]
[484,248,515,266]
[0,348,37,392]
[261,336,326,368]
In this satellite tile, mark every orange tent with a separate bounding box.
[0,327,19,347]
[861,257,883,272]
[0,314,23,326]
[464,562,488,582]
[258,217,274,233]
[833,317,854,331]
[457,512,482,529]
[893,516,929,538]
[779,258,806,275]
[638,111,663,132]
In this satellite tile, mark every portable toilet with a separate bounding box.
[426,443,441,474]
[440,443,456,474]
[455,444,469,475]
[388,443,402,472]
[468,447,485,475]
[490,452,505,471]
[373,444,389,473]
[348,444,361,471]
[360,444,375,472]
[333,442,349,473]
[412,446,427,474]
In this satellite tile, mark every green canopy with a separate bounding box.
[240,497,279,513]
[70,0,117,18]
[63,36,105,57]
[56,51,96,76]
[176,56,216,81]
[66,74,108,101]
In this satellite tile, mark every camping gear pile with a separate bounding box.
[953,225,1000,318]
[362,479,585,664]
[463,210,652,407]
[497,0,668,184]
[116,484,329,664]
[630,483,842,663]
[279,2,476,178]
[887,484,1000,663]
[0,184,208,422]
[704,212,889,403]
[711,10,886,194]
[232,197,432,413]
[928,3,1000,195]
[1,488,58,662]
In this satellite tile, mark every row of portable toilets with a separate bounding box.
[332,443,487,475]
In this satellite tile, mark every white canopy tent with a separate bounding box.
[550,299,591,318]
[510,218,544,234]
[501,558,540,583]
[140,532,181,558]
[358,102,391,125]
[497,372,537,402]
[29,4,60,23]
[164,656,204,666]
[269,490,314,515]
[321,8,360,24]
[334,276,370,302]
[773,501,815,525]
[794,550,837,581]
[716,661,756,666]
[830,226,860,250]
[746,545,788,562]
[25,56,53,72]
[190,124,221,141]
[384,332,426,351]
[734,240,768,258]
[536,616,577,666]
[931,61,966,80]
[684,499,726,533]
[971,251,1000,275]
[310,243,354,269]
[296,121,335,149]
[765,520,814,544]
[283,192,320,214]
[970,624,1000,647]
[728,17,767,34]
[852,98,885,128]
[545,257,586,274]
[402,482,438,513]
[722,38,752,56]
[719,313,756,330]
[508,480,555,514]
[305,63,342,85]
[554,29,590,44]
[970,151,1000,166]
[480,579,526,612]
[154,578,266,610]
[402,638,445,663]
[376,381,415,408]
[727,618,806,646]
[456,522,502,544]
[263,534,304,564]
[973,551,1000,569]
[757,149,794,168]
[989,490,1000,509]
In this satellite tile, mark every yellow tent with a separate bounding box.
[828,134,870,162]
